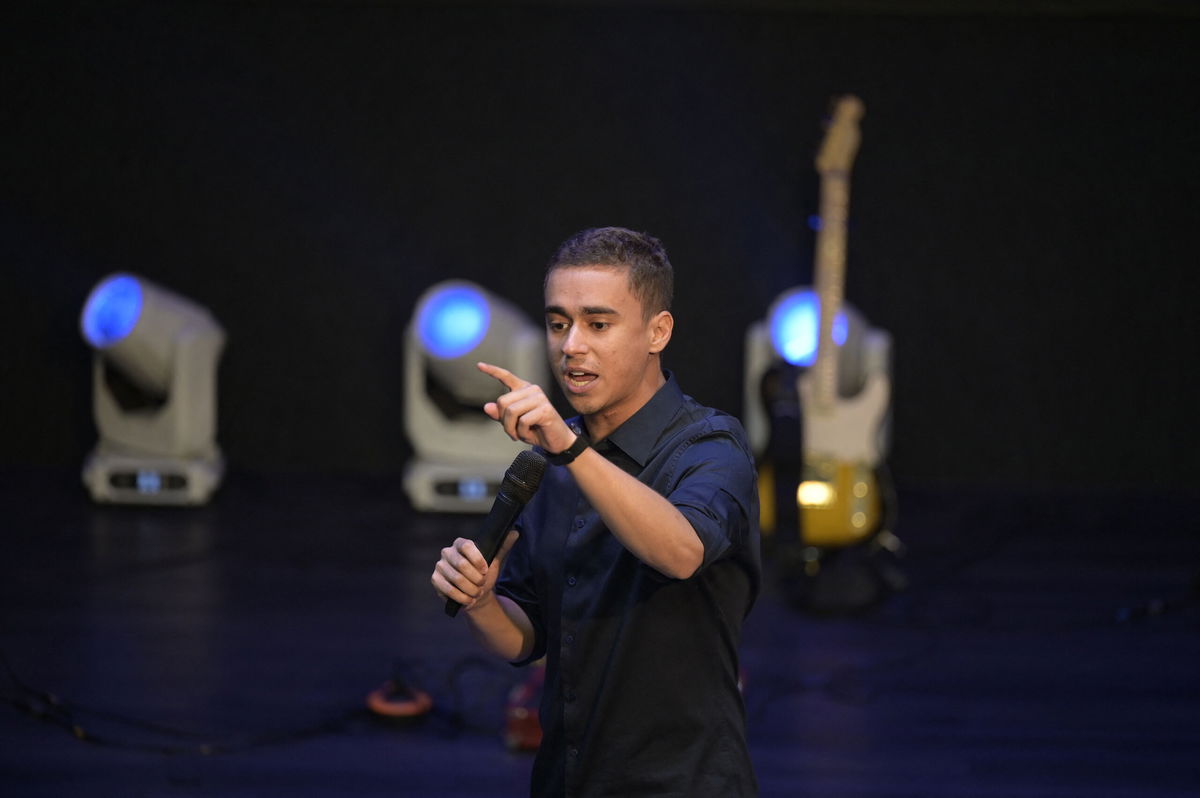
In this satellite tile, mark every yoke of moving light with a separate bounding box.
[80,273,225,505]
[404,279,548,512]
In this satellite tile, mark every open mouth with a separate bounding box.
[563,369,598,390]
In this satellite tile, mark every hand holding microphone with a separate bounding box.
[437,450,547,617]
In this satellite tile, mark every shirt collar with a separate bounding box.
[591,370,683,469]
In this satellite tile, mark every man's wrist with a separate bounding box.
[546,433,591,466]
[463,589,497,615]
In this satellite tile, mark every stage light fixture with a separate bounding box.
[403,279,548,513]
[80,273,226,505]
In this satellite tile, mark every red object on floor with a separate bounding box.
[504,660,545,751]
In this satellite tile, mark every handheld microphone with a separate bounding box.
[445,450,547,617]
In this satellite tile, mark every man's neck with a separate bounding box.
[582,361,666,442]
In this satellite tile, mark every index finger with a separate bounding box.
[477,361,530,392]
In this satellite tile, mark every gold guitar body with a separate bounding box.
[797,370,889,548]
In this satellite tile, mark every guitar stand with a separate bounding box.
[780,526,907,616]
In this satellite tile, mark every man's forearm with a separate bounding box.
[465,593,537,663]
[567,447,703,580]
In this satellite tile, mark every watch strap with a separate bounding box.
[546,433,591,466]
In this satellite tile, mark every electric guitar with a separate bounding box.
[795,95,889,549]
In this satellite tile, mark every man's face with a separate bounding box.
[544,265,671,436]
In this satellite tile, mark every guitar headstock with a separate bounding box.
[815,95,865,176]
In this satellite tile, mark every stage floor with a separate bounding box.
[2,468,1198,797]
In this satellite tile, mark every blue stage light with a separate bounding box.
[769,289,847,366]
[417,285,491,359]
[81,274,143,348]
[405,279,549,512]
[79,273,226,505]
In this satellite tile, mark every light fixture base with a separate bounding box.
[82,446,224,506]
[403,457,515,513]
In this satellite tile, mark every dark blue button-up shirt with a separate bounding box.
[498,371,761,798]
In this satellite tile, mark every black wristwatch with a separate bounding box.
[546,433,591,466]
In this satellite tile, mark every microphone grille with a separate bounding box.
[505,450,547,502]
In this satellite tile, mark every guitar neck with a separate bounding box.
[809,94,863,413]
[812,170,850,412]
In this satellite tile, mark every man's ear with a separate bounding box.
[648,310,674,354]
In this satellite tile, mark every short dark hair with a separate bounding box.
[546,227,674,319]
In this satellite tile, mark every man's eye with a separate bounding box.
[547,321,567,332]
[591,322,609,331]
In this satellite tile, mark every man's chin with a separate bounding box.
[563,397,591,416]
[561,391,598,417]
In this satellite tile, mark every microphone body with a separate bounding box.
[445,450,547,617]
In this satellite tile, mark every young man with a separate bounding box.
[431,227,760,797]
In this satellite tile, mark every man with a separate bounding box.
[431,227,760,797]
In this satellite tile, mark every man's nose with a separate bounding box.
[561,325,587,355]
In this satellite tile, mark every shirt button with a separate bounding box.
[569,746,580,758]
[564,633,575,645]
[574,518,585,530]
[566,575,577,586]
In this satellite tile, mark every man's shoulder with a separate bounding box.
[675,393,751,444]
[661,398,755,472]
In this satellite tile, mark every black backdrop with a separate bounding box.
[3,2,1197,491]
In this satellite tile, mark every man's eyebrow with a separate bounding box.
[544,305,621,317]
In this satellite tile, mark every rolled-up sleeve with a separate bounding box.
[667,431,757,572]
